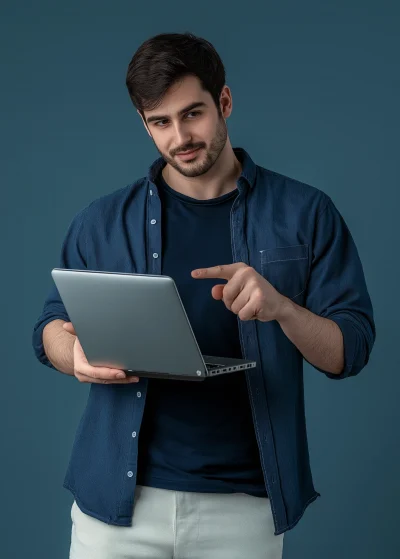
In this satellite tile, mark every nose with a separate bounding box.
[172,121,193,151]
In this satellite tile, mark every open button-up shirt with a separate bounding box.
[32,147,375,535]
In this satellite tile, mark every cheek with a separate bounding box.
[195,117,215,140]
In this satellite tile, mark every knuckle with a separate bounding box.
[223,291,232,304]
[224,299,233,312]
[239,265,251,277]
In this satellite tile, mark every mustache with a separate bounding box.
[173,144,204,156]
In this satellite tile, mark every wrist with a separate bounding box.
[274,294,296,323]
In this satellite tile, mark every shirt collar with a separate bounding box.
[147,147,257,189]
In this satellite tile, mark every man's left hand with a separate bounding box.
[191,262,287,322]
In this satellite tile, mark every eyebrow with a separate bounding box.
[145,102,207,124]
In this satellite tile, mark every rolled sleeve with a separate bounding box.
[32,208,89,369]
[305,197,376,380]
[32,300,71,369]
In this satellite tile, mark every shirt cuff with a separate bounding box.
[323,314,359,380]
[32,315,69,370]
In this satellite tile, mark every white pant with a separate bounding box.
[70,485,284,559]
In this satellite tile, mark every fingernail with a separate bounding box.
[116,372,125,379]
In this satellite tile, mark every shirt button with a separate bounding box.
[132,431,137,438]
[153,253,159,259]
[127,471,133,477]
[137,392,142,398]
[150,219,157,225]
[149,189,153,196]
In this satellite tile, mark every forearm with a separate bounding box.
[276,298,344,375]
[42,319,75,375]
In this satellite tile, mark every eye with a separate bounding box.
[153,111,201,128]
[185,111,201,118]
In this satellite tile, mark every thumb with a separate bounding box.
[63,322,76,336]
[211,284,225,300]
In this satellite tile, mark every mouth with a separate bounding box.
[176,147,202,161]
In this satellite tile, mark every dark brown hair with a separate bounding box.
[125,32,226,118]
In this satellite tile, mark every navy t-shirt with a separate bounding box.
[136,171,266,497]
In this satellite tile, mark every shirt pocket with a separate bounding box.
[260,244,309,300]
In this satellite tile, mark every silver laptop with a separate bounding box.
[51,269,256,381]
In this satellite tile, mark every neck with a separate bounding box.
[161,140,242,200]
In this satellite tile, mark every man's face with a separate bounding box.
[141,75,228,178]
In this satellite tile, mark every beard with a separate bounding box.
[153,114,228,178]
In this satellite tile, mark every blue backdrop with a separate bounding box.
[1,1,398,558]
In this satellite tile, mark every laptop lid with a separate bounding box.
[51,269,208,379]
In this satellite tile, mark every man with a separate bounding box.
[32,32,375,559]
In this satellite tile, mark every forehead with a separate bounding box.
[144,75,211,117]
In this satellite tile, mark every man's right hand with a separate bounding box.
[63,322,140,384]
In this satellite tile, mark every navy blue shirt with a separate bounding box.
[137,172,266,496]
[32,148,375,535]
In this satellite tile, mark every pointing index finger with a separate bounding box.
[191,263,244,280]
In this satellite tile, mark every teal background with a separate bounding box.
[1,1,398,557]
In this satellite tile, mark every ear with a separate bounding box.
[219,85,232,119]
[137,109,152,137]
